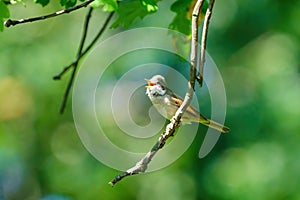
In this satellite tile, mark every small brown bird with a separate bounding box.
[145,75,229,133]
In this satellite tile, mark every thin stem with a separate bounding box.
[58,7,93,114]
[197,0,215,87]
[53,11,114,81]
[4,0,95,28]
[81,11,115,55]
[109,119,181,186]
[109,0,207,186]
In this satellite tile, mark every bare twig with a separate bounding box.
[54,11,114,114]
[80,11,115,56]
[196,0,215,87]
[53,11,114,80]
[109,0,207,186]
[4,0,95,28]
[58,7,93,114]
[109,118,181,186]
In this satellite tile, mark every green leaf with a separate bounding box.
[170,0,191,13]
[169,0,192,35]
[33,0,50,7]
[60,0,67,6]
[141,0,158,12]
[0,18,4,32]
[91,0,118,11]
[102,0,118,10]
[0,0,10,32]
[169,12,191,36]
[0,0,9,18]
[60,0,77,9]
[169,0,208,35]
[90,0,101,8]
[111,0,160,28]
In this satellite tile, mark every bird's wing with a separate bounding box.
[168,89,203,121]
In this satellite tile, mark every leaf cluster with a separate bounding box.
[0,0,10,31]
[1,0,208,33]
[110,0,208,34]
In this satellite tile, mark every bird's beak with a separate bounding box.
[145,79,154,88]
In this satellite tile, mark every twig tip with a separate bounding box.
[196,75,203,87]
[4,19,13,27]
[53,75,61,80]
[108,181,115,187]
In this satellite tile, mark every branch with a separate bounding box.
[80,11,115,56]
[109,118,181,186]
[55,7,93,114]
[4,0,95,28]
[109,0,206,186]
[196,0,215,87]
[53,11,114,81]
[54,11,114,114]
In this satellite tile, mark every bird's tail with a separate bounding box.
[201,118,230,133]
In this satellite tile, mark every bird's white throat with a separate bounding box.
[146,85,166,98]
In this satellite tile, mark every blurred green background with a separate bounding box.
[1,0,300,199]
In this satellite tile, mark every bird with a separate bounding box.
[145,75,229,133]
